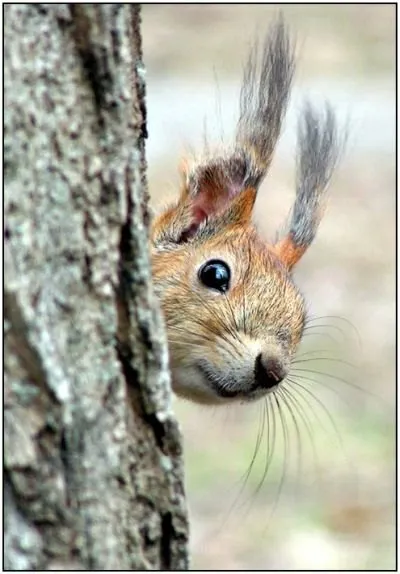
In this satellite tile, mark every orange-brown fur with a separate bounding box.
[151,191,305,404]
[274,237,307,269]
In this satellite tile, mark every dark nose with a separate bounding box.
[254,354,286,389]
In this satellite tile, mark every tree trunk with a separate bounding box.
[4,4,189,570]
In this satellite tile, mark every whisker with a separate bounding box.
[277,386,303,484]
[287,372,352,404]
[263,393,289,529]
[168,335,244,363]
[294,348,343,359]
[300,330,340,345]
[290,367,378,399]
[305,314,362,348]
[281,381,322,483]
[217,403,266,529]
[289,378,356,482]
[235,402,266,506]
[291,357,356,369]
[287,378,344,452]
[303,323,348,338]
[234,400,270,520]
[252,397,277,501]
[168,319,242,359]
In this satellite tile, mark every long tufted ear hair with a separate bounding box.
[151,17,295,247]
[274,102,345,269]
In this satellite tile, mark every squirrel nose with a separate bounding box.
[254,354,286,389]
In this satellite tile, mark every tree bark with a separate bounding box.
[4,4,189,570]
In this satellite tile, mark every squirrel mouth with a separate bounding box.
[196,363,242,399]
[196,360,281,402]
[196,362,270,400]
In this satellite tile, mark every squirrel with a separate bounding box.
[150,18,342,405]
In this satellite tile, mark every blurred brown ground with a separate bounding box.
[142,5,395,569]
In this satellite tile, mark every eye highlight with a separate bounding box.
[198,259,231,293]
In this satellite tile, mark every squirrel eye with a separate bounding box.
[198,260,231,293]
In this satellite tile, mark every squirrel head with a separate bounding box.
[150,19,343,404]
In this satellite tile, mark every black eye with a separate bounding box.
[198,259,231,293]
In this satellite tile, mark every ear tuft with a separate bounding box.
[274,101,344,268]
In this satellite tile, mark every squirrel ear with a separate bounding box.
[151,158,257,246]
[274,102,343,270]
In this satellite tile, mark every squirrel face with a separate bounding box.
[151,19,342,405]
[152,224,306,404]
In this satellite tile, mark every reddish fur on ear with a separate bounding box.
[274,236,307,269]
[151,170,257,245]
[181,184,257,237]
[154,152,258,244]
[186,162,243,217]
[224,187,257,226]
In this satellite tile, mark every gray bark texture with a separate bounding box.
[4,4,189,570]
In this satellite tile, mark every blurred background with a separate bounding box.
[142,5,395,569]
